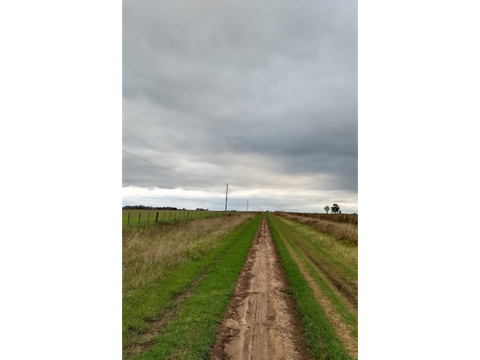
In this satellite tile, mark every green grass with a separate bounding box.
[278,217,357,276]
[128,215,263,360]
[123,214,256,350]
[269,215,357,338]
[272,216,358,307]
[267,214,353,360]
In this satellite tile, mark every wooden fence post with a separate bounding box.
[138,213,141,224]
[127,212,130,226]
[169,212,171,221]
[156,212,159,222]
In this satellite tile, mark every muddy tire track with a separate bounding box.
[209,217,310,360]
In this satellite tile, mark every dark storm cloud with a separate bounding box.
[123,0,358,211]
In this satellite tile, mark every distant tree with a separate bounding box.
[324,206,330,214]
[332,204,340,214]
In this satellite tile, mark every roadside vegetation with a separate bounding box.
[123,213,261,359]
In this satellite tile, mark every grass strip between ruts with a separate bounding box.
[270,215,358,338]
[268,214,353,360]
[130,215,263,360]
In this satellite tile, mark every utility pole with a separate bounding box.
[224,183,228,212]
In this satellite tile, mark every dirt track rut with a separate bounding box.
[209,217,309,360]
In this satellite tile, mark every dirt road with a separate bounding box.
[209,217,309,360]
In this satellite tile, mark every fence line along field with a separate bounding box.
[122,209,252,227]
[122,210,358,359]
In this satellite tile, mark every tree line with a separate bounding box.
[123,205,180,210]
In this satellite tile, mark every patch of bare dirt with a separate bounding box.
[209,217,310,360]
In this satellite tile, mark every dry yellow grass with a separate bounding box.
[123,214,255,294]
[298,213,358,225]
[277,212,358,245]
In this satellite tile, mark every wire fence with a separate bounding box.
[121,210,246,228]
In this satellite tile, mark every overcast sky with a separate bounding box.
[122,0,357,213]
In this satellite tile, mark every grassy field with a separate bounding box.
[268,213,358,359]
[123,213,261,358]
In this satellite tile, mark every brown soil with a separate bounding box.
[209,217,310,360]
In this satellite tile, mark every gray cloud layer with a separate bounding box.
[123,0,357,212]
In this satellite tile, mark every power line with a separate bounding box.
[122,129,215,180]
[122,150,212,185]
